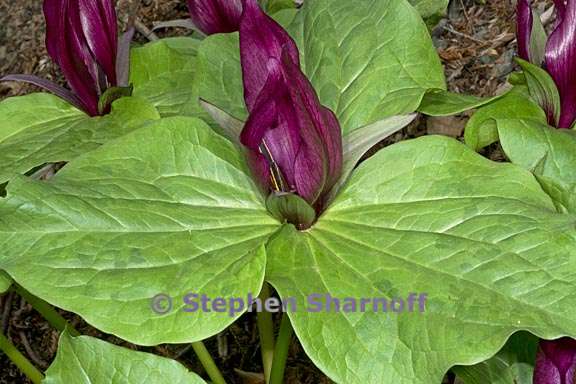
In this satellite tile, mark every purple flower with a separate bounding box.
[2,0,124,116]
[238,0,342,216]
[188,0,243,35]
[516,0,576,128]
[534,338,576,384]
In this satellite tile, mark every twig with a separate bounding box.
[1,292,14,334]
[18,331,48,369]
[443,25,487,45]
[135,18,159,41]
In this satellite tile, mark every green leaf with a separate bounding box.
[0,117,278,345]
[529,13,547,67]
[464,86,547,151]
[331,114,416,200]
[418,89,503,116]
[516,58,561,127]
[199,99,244,145]
[454,332,538,384]
[290,0,445,133]
[497,118,576,213]
[198,0,445,134]
[266,135,576,384]
[0,94,160,184]
[408,0,449,19]
[197,34,247,122]
[264,0,296,14]
[44,330,206,384]
[130,37,203,117]
[0,270,11,293]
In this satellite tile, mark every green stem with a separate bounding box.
[256,283,275,383]
[191,341,227,384]
[11,285,79,336]
[269,313,293,384]
[0,332,44,384]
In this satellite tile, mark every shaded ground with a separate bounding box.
[0,0,551,383]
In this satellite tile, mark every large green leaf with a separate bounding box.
[130,37,203,117]
[198,0,445,134]
[0,94,160,184]
[0,117,278,345]
[292,0,445,132]
[464,86,546,151]
[453,332,538,384]
[44,330,206,384]
[497,119,576,213]
[266,135,576,384]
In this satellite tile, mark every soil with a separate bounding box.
[0,0,551,383]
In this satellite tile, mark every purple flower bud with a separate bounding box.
[534,338,576,384]
[516,0,576,128]
[188,0,243,35]
[44,0,119,116]
[545,0,576,128]
[516,0,533,62]
[1,0,129,116]
[238,0,342,214]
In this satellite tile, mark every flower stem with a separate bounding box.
[0,332,44,384]
[256,283,275,383]
[269,313,293,384]
[191,341,227,384]
[11,284,79,336]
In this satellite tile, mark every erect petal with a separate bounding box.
[241,59,301,192]
[188,0,243,35]
[43,0,99,116]
[78,0,118,86]
[239,0,300,110]
[554,0,567,20]
[516,0,533,61]
[43,0,65,60]
[545,0,576,128]
[240,60,283,150]
[281,49,343,199]
[534,338,576,384]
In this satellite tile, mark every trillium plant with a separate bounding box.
[0,0,576,384]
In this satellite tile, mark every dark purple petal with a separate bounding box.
[187,0,243,35]
[246,151,273,193]
[240,60,283,150]
[534,338,576,384]
[517,0,533,62]
[240,58,303,192]
[43,0,65,60]
[554,0,567,20]
[281,50,342,199]
[239,0,300,110]
[43,0,99,116]
[238,1,343,210]
[0,74,85,112]
[78,0,118,85]
[545,0,576,128]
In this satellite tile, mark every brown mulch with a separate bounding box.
[0,0,551,383]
